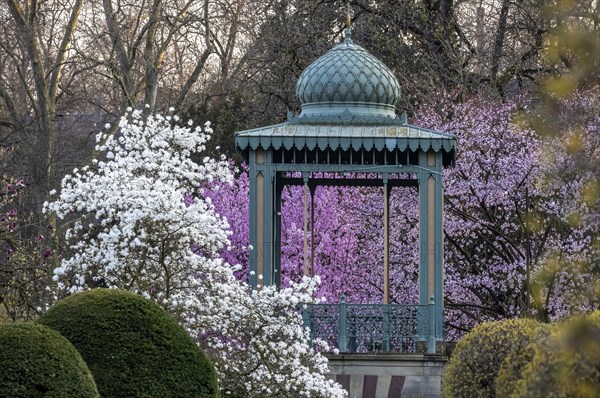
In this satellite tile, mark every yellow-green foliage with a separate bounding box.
[442,318,548,398]
[494,322,552,397]
[513,311,600,398]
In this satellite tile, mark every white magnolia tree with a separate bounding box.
[44,110,346,398]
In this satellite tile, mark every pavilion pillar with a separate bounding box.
[274,174,283,288]
[418,150,444,339]
[383,176,390,304]
[248,148,275,288]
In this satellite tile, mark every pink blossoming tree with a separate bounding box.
[211,90,599,338]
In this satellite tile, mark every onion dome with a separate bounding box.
[295,29,401,121]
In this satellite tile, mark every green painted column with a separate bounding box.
[418,150,445,340]
[383,175,390,304]
[434,152,444,339]
[248,151,258,288]
[248,148,275,288]
[274,173,283,289]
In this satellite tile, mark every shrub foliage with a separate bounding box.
[442,318,548,398]
[513,311,600,398]
[39,288,219,398]
[0,322,99,398]
[494,322,551,397]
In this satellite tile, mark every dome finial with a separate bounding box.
[345,1,352,42]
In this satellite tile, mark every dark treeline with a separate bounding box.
[2,0,597,206]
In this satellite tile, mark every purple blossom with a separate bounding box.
[210,89,599,337]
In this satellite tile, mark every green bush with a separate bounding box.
[495,322,552,397]
[442,318,548,398]
[39,288,219,398]
[0,322,99,398]
[513,310,600,398]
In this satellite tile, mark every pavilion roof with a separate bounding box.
[235,122,456,154]
[235,28,456,167]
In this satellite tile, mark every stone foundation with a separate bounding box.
[327,353,446,398]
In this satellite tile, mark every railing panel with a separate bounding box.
[303,303,433,353]
[302,303,340,351]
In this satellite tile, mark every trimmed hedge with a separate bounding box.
[513,310,600,398]
[0,322,99,398]
[494,321,552,397]
[442,318,548,398]
[39,288,219,398]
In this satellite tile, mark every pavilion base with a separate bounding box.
[326,353,447,398]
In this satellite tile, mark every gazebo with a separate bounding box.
[235,27,455,356]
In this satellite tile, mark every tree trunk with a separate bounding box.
[6,0,84,207]
[491,0,511,83]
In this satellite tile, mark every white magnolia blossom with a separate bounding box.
[44,110,346,398]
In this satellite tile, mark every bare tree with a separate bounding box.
[1,0,84,209]
[83,0,214,114]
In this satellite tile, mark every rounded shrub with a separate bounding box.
[39,288,219,398]
[494,322,552,397]
[0,322,99,398]
[442,318,548,398]
[513,310,600,398]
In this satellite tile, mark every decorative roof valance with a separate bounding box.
[235,122,455,154]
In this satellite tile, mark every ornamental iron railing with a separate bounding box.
[302,296,437,354]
